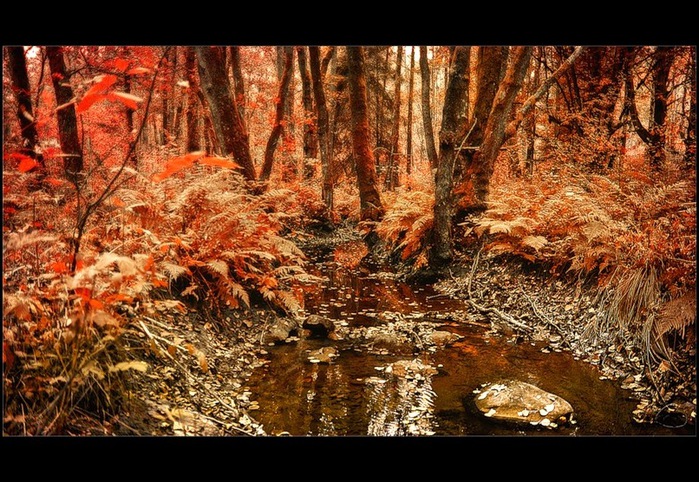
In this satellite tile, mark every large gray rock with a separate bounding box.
[472,379,574,427]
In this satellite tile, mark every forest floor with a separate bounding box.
[62,225,695,437]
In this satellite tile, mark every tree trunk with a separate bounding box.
[419,46,438,169]
[309,46,334,213]
[386,46,403,190]
[347,46,385,228]
[431,46,471,266]
[7,46,44,169]
[261,46,294,181]
[228,46,247,131]
[406,47,415,176]
[648,46,674,170]
[184,47,201,153]
[195,46,256,181]
[46,46,84,184]
[277,46,295,145]
[683,51,696,170]
[472,47,533,205]
[297,46,318,164]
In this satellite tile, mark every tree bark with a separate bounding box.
[228,46,247,131]
[406,47,415,176]
[261,46,294,181]
[297,46,318,163]
[195,46,256,181]
[431,46,471,266]
[347,46,384,227]
[184,47,201,153]
[683,50,696,170]
[472,46,533,205]
[386,46,403,190]
[419,46,438,169]
[309,46,334,213]
[7,46,44,168]
[46,46,84,184]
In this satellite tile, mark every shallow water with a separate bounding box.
[247,241,694,436]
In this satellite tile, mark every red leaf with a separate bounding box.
[77,74,118,113]
[50,261,69,274]
[74,287,91,301]
[88,299,104,310]
[18,157,38,173]
[199,156,241,169]
[76,93,106,113]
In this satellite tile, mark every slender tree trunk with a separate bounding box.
[309,46,334,213]
[431,46,470,266]
[184,47,201,153]
[347,46,385,228]
[195,46,256,181]
[385,46,403,190]
[229,46,247,131]
[648,46,674,170]
[7,46,44,168]
[472,47,533,205]
[261,46,294,181]
[683,51,696,170]
[297,46,318,164]
[46,46,84,184]
[420,46,438,169]
[406,47,415,176]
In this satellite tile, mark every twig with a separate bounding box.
[517,283,569,342]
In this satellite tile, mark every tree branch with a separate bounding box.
[506,46,586,139]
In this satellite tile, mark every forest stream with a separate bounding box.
[247,239,694,436]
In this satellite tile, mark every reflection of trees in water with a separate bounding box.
[304,363,353,436]
[365,360,437,436]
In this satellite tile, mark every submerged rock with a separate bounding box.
[307,346,339,364]
[472,379,574,427]
[429,330,462,347]
[263,318,300,344]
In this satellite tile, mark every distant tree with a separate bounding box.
[296,46,318,163]
[195,46,256,181]
[184,47,201,153]
[7,46,44,170]
[309,46,334,213]
[682,49,696,170]
[624,46,680,171]
[46,46,83,184]
[261,46,294,181]
[347,46,385,231]
[419,46,438,169]
[406,47,415,176]
[385,46,403,190]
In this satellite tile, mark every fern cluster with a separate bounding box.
[473,161,696,358]
[375,187,434,269]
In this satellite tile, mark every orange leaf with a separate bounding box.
[89,299,104,310]
[76,93,106,113]
[18,157,38,173]
[50,261,69,274]
[77,74,118,113]
[152,151,204,182]
[111,197,125,208]
[199,156,241,169]
[114,58,130,72]
[126,67,150,76]
[74,287,91,301]
[107,91,143,110]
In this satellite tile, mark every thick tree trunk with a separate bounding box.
[419,46,438,169]
[431,46,470,266]
[406,47,415,176]
[472,47,533,205]
[648,46,674,170]
[195,46,256,181]
[261,47,294,181]
[347,46,384,227]
[297,46,318,163]
[277,46,295,144]
[184,48,201,153]
[386,46,403,190]
[309,46,334,213]
[7,46,44,168]
[46,46,84,184]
